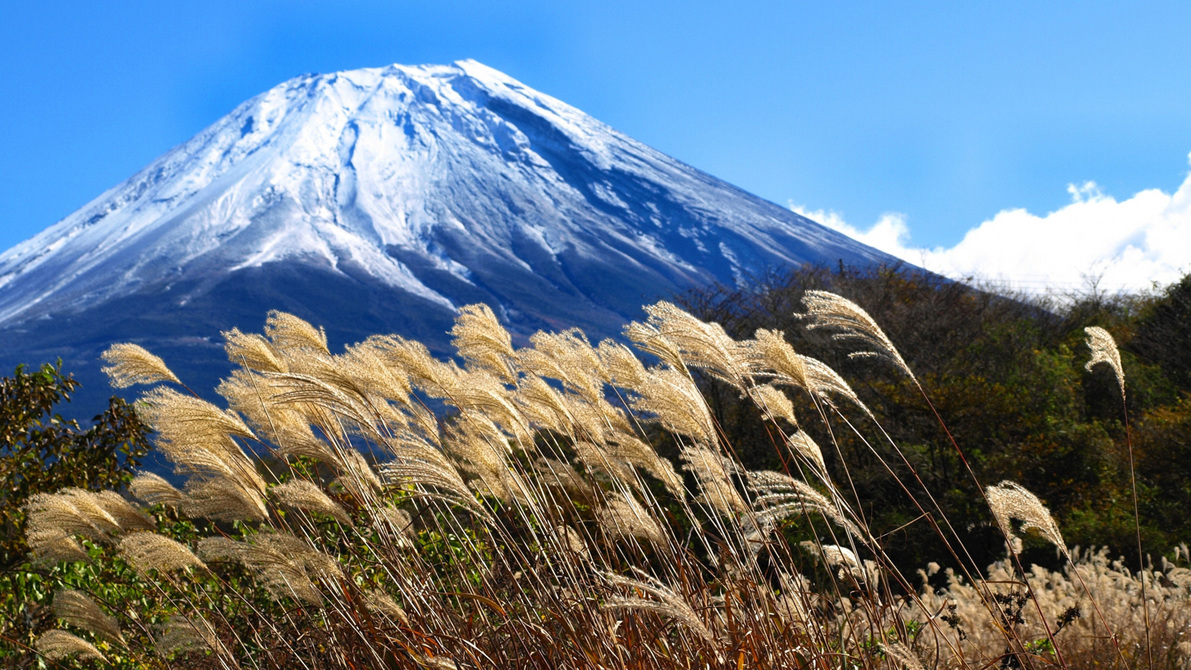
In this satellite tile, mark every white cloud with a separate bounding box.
[793,153,1191,294]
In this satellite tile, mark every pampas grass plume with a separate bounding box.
[35,629,107,663]
[101,343,181,388]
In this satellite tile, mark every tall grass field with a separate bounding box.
[8,284,1191,669]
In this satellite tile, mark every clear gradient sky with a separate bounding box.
[3,1,1190,291]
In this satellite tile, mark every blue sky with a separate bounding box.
[3,1,1190,290]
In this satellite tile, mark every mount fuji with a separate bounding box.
[0,60,897,415]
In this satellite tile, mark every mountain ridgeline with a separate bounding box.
[0,60,895,415]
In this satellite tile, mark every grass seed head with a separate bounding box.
[1084,326,1126,397]
[52,589,124,645]
[117,531,207,577]
[101,342,181,388]
[986,480,1065,551]
[35,629,106,663]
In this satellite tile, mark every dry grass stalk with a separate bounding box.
[44,300,1188,669]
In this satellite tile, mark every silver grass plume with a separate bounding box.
[197,533,331,605]
[800,356,873,417]
[264,310,329,356]
[452,303,518,384]
[129,472,184,508]
[799,542,880,585]
[91,490,155,531]
[534,458,595,503]
[450,371,532,445]
[636,301,753,390]
[25,488,152,561]
[223,327,287,373]
[155,615,223,658]
[365,334,465,400]
[332,448,384,503]
[261,372,378,437]
[52,589,124,645]
[624,319,688,375]
[749,471,867,543]
[181,478,268,522]
[786,430,827,477]
[272,480,353,526]
[631,366,717,446]
[986,480,1066,550]
[137,387,263,491]
[598,339,649,389]
[377,433,481,513]
[519,328,608,401]
[1084,326,1126,397]
[561,392,619,444]
[101,343,181,388]
[748,384,798,426]
[26,533,88,565]
[516,373,575,435]
[363,589,410,626]
[216,369,308,448]
[596,491,667,546]
[881,642,926,670]
[572,439,635,488]
[601,570,716,645]
[26,489,118,540]
[553,524,591,561]
[681,447,748,517]
[606,431,685,498]
[35,629,106,663]
[746,329,808,391]
[446,412,531,505]
[340,341,413,405]
[799,290,918,384]
[117,532,207,577]
[373,507,417,549]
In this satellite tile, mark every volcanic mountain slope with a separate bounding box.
[0,60,897,415]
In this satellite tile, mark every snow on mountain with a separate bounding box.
[0,60,898,415]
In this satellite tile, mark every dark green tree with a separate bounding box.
[0,362,152,665]
[1,362,152,569]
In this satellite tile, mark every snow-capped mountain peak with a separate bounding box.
[0,60,890,331]
[0,60,900,419]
